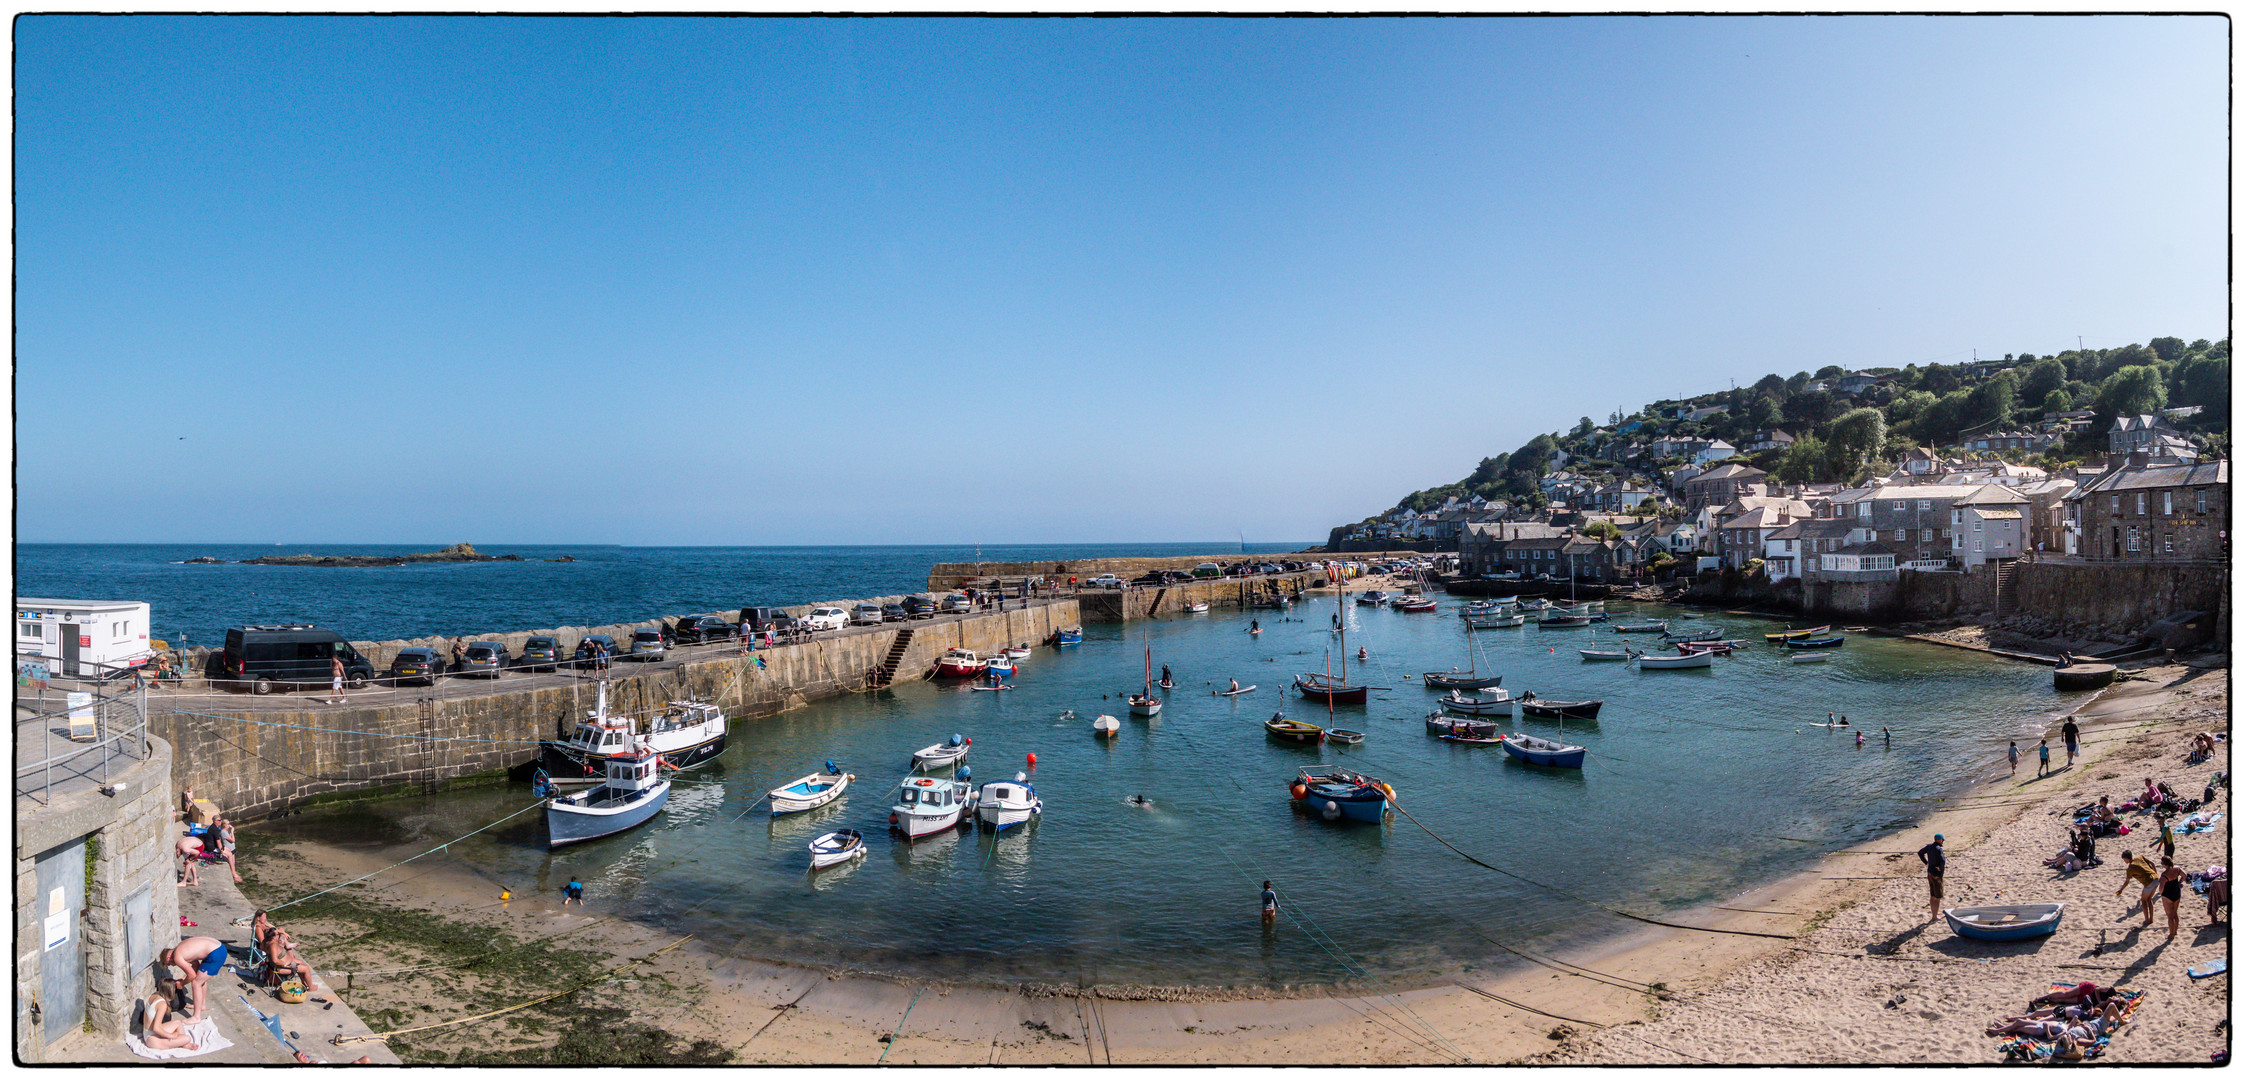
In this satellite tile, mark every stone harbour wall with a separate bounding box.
[927,554,1316,591]
[150,602,1079,820]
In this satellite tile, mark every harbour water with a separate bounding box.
[247,599,2067,991]
[14,542,1310,646]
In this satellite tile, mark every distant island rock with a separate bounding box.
[545,555,576,562]
[241,543,535,567]
[183,556,225,564]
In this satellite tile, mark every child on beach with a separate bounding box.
[1261,881,1279,922]
[2038,739,2051,776]
[2009,741,2020,777]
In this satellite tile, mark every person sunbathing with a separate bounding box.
[2028,980,2116,1010]
[1986,998,2123,1042]
[2142,778,2165,808]
[139,980,198,1052]
[264,927,318,991]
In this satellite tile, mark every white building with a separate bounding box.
[15,600,152,677]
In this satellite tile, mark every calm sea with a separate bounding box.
[12,543,1311,646]
[243,599,2069,991]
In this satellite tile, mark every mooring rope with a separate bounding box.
[265,801,548,912]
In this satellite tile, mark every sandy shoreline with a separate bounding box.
[237,643,2228,1064]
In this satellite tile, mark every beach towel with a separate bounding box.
[2179,813,2223,835]
[127,1017,232,1060]
[1996,985,2146,1063]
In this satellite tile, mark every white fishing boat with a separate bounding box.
[807,828,866,869]
[912,735,971,771]
[1184,601,1210,613]
[975,773,1043,832]
[546,745,670,848]
[1579,647,1630,661]
[1788,651,1832,664]
[537,682,728,787]
[1427,711,1502,738]
[934,649,988,678]
[1002,646,1033,661]
[1468,613,1528,629]
[890,776,977,838]
[768,762,854,816]
[1092,714,1120,738]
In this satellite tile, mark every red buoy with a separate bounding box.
[1026,752,1038,766]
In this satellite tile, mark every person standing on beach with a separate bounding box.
[2159,858,2185,941]
[1261,880,1279,922]
[2062,717,2081,766]
[2158,815,2177,861]
[2117,851,2157,926]
[2037,739,2051,776]
[159,937,228,1021]
[1917,834,1946,922]
[2008,741,2020,777]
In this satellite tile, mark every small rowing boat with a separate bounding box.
[912,736,970,770]
[1427,712,1500,738]
[1092,714,1119,737]
[769,763,853,816]
[1614,621,1669,633]
[1788,652,1831,664]
[1288,766,1394,822]
[1944,903,2063,942]
[1579,647,1630,661]
[1518,695,1603,720]
[1326,728,1365,744]
[1265,714,1326,744]
[1782,635,1846,650]
[1213,685,1258,696]
[808,829,867,869]
[1500,732,1586,768]
[1764,625,1831,642]
[1632,650,1714,670]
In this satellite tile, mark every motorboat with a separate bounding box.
[975,774,1043,832]
[1357,590,1389,606]
[1500,733,1586,768]
[1424,670,1503,690]
[1676,639,1739,655]
[808,829,867,869]
[1393,596,1438,613]
[1764,625,1832,642]
[537,682,727,787]
[1002,646,1033,662]
[1468,613,1527,629]
[1518,694,1603,721]
[1265,714,1326,744]
[1288,767,1394,823]
[1053,626,1083,647]
[1783,635,1846,650]
[934,649,989,678]
[1613,621,1669,633]
[1184,601,1210,613]
[1538,613,1593,627]
[1326,728,1366,744]
[769,762,854,816]
[1092,714,1119,738]
[1427,712,1501,738]
[1439,689,1514,715]
[546,746,670,848]
[985,655,1017,679]
[1944,903,2064,942]
[1632,650,1714,670]
[912,735,970,771]
[890,775,978,838]
[1516,598,1549,611]
[1579,648,1630,661]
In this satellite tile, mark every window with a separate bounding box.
[1918,500,1930,511]
[1893,501,1906,511]
[1974,520,1982,532]
[1952,509,1962,525]
[1974,540,1983,552]
[2163,535,2174,553]
[1857,503,1871,519]
[2126,526,2141,553]
[2136,493,2147,516]
[2163,491,2173,516]
[1922,529,1935,542]
[2111,495,2120,512]
[2197,489,2209,515]
[19,622,38,640]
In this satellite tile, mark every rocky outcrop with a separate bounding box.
[240,542,533,567]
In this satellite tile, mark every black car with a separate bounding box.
[517,636,564,672]
[902,596,936,619]
[1130,572,1166,586]
[387,647,445,686]
[1159,569,1194,584]
[673,616,739,645]
[574,635,618,668]
[881,603,908,622]
[219,625,376,695]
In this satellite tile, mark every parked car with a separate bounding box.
[673,615,739,645]
[881,603,908,622]
[574,635,618,667]
[1159,569,1194,584]
[457,641,511,679]
[1130,572,1165,587]
[902,596,936,619]
[219,625,376,695]
[1192,563,1223,579]
[804,607,850,632]
[517,636,564,671]
[850,603,884,626]
[1087,574,1122,589]
[387,647,445,686]
[940,594,973,614]
[766,611,803,634]
[628,628,667,661]
[740,607,788,634]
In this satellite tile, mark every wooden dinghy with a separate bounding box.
[1944,903,2063,942]
[1265,715,1326,744]
[769,764,854,816]
[808,829,867,869]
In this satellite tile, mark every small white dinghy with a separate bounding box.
[1185,601,1210,613]
[808,829,866,869]
[1788,652,1831,664]
[769,762,853,816]
[1439,689,1514,715]
[1092,714,1120,738]
[912,735,970,771]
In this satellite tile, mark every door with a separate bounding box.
[33,836,87,1043]
[59,624,80,678]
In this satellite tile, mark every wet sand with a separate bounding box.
[243,654,2228,1064]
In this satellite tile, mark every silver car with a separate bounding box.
[850,603,884,626]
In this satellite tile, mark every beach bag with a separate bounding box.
[276,976,307,1004]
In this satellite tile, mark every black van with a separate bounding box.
[219,625,376,694]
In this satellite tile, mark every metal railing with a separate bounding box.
[15,662,151,806]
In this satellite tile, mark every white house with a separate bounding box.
[16,599,153,677]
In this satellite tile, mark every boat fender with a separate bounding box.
[1289,782,1308,801]
[1322,800,1341,821]
[1379,783,1396,802]
[889,812,900,825]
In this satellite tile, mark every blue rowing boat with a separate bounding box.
[1288,767,1393,823]
[1499,733,1586,768]
[1053,626,1083,647]
[1945,903,2063,942]
[1783,635,1846,650]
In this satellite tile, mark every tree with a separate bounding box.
[1746,394,1785,429]
[1886,389,1935,422]
[1581,520,1622,540]
[1917,390,1971,446]
[1575,417,1596,436]
[1923,365,1961,393]
[2150,336,2186,362]
[2096,365,2168,419]
[1785,371,1811,394]
[1825,407,1888,477]
[1774,434,1828,484]
[1609,409,1624,426]
[1814,364,1846,380]
[2039,388,2073,416]
[1752,373,1788,398]
[2018,357,2067,405]
[1964,371,2018,431]
[2170,355,2230,427]
[1786,389,1838,430]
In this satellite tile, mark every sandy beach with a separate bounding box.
[232,652,2228,1065]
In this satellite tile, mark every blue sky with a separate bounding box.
[16,16,2228,545]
